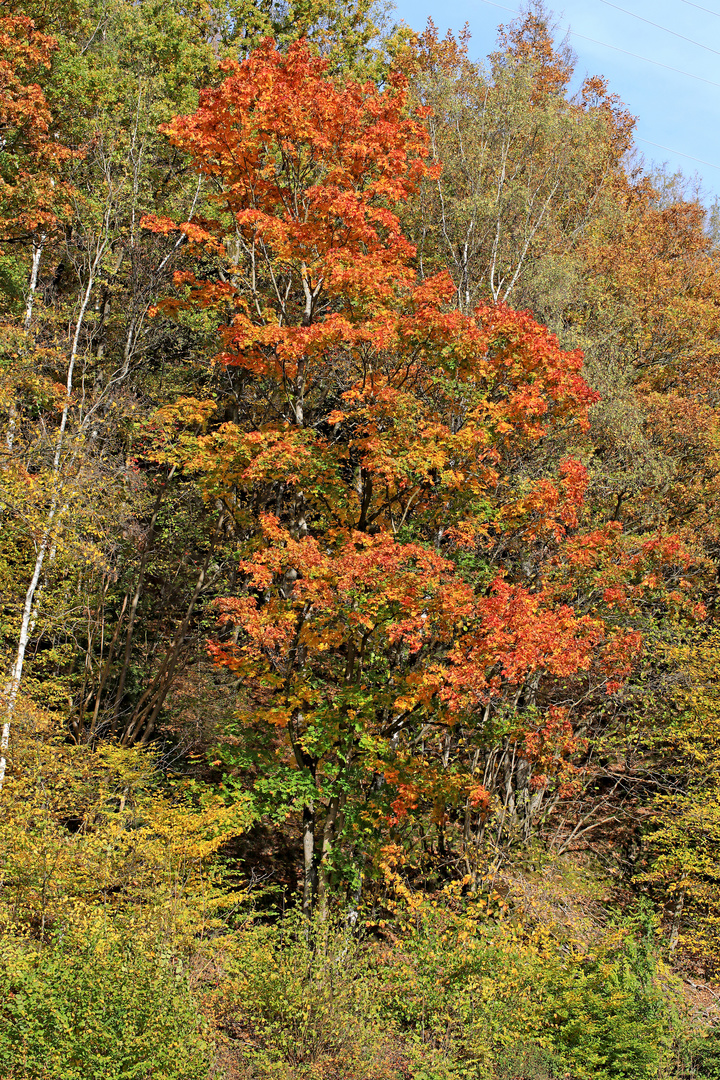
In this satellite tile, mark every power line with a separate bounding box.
[680,0,720,17]
[474,0,720,178]
[477,0,720,89]
[477,0,529,15]
[571,30,720,90]
[636,137,720,173]
[597,0,720,58]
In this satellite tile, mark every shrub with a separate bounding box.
[210,909,407,1079]
[0,928,211,1080]
[378,898,680,1080]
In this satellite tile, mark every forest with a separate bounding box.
[3,0,720,1075]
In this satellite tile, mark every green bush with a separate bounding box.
[546,933,676,1080]
[379,900,680,1080]
[0,929,211,1080]
[684,1027,720,1080]
[207,900,686,1080]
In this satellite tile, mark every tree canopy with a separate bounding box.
[3,2,720,1076]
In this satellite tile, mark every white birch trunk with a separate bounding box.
[6,237,47,456]
[23,236,45,331]
[0,248,103,790]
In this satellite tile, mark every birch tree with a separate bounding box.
[404,11,634,316]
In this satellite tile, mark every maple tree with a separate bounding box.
[142,37,694,913]
[0,15,71,252]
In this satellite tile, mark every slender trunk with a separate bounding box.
[23,235,45,331]
[6,403,16,455]
[122,514,222,745]
[120,314,137,378]
[287,706,318,921]
[89,593,129,738]
[317,795,341,921]
[95,287,111,362]
[1,253,102,790]
[302,800,317,921]
[69,581,111,741]
[6,237,47,455]
[0,521,54,789]
[668,890,685,955]
[357,470,373,532]
[112,467,175,721]
[0,723,8,791]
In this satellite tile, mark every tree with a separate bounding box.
[0,0,224,759]
[0,15,71,256]
[400,10,634,314]
[211,0,407,78]
[143,39,691,913]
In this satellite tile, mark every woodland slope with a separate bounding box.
[2,2,720,1077]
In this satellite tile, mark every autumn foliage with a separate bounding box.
[0,16,71,246]
[4,3,720,1073]
[139,39,699,919]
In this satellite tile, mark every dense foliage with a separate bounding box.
[3,0,720,1075]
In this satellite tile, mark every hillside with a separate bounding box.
[2,1,720,1076]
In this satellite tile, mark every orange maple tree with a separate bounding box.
[0,15,71,248]
[145,39,696,910]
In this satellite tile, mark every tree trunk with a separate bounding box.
[317,794,342,921]
[669,890,685,955]
[302,800,317,921]
[121,512,222,745]
[23,235,45,331]
[1,244,105,791]
[112,466,175,724]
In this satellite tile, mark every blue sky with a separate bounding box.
[391,0,720,203]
